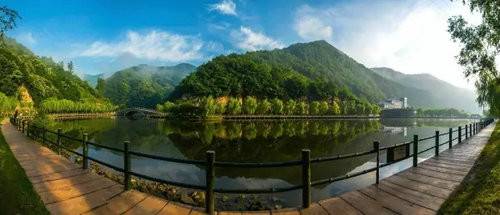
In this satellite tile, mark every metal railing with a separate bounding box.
[9,116,494,214]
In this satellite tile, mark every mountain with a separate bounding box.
[103,63,196,108]
[371,67,480,113]
[0,37,101,104]
[171,40,445,108]
[83,73,105,87]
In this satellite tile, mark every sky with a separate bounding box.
[4,0,481,90]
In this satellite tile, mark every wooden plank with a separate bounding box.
[359,185,434,215]
[397,171,459,190]
[45,184,123,215]
[422,161,471,172]
[340,191,396,215]
[34,173,101,193]
[427,158,473,167]
[377,182,443,211]
[123,195,168,215]
[85,190,148,215]
[410,167,464,182]
[299,203,328,215]
[157,202,193,215]
[39,178,116,204]
[318,197,361,215]
[385,175,451,199]
[29,168,89,184]
[418,163,468,176]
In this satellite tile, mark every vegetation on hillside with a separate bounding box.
[0,129,49,214]
[416,108,471,118]
[40,98,117,114]
[103,63,195,108]
[158,96,380,118]
[170,41,447,109]
[0,92,16,116]
[439,123,499,214]
[448,0,500,116]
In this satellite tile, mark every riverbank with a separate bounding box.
[47,112,116,120]
[439,121,499,214]
[0,120,49,214]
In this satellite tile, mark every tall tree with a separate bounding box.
[67,61,74,73]
[0,6,19,38]
[448,0,500,116]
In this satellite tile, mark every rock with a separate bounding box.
[191,191,205,205]
[180,193,196,205]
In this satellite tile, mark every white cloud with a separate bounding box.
[232,26,284,51]
[209,0,237,16]
[16,32,37,45]
[80,30,204,62]
[294,5,333,41]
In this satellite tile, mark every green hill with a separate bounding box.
[171,40,441,108]
[0,37,101,104]
[371,67,480,113]
[103,63,196,108]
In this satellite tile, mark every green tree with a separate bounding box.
[226,97,242,115]
[319,101,329,115]
[256,99,272,115]
[96,78,106,96]
[448,0,500,116]
[201,96,217,116]
[271,98,284,115]
[67,61,74,73]
[309,101,321,115]
[243,96,258,114]
[295,101,308,115]
[331,100,341,115]
[284,99,296,115]
[0,6,19,38]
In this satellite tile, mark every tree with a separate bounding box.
[319,101,329,115]
[201,96,217,116]
[256,99,272,114]
[226,97,242,115]
[271,98,284,114]
[331,100,341,115]
[295,101,308,115]
[309,101,321,115]
[448,0,500,116]
[67,61,74,73]
[243,96,258,114]
[0,6,19,38]
[284,99,296,115]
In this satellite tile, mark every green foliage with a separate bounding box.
[40,98,116,114]
[284,99,296,115]
[331,100,341,115]
[243,96,258,114]
[0,92,16,116]
[96,78,105,96]
[416,108,470,118]
[295,101,308,115]
[309,101,321,115]
[256,99,272,114]
[0,37,101,104]
[271,98,284,115]
[0,6,19,38]
[226,97,242,115]
[103,63,195,108]
[448,0,500,116]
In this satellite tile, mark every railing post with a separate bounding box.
[435,131,439,156]
[448,128,452,149]
[123,141,131,190]
[374,141,380,184]
[465,124,468,139]
[302,149,311,208]
[470,123,473,136]
[57,128,62,154]
[21,120,25,133]
[26,122,29,137]
[458,126,462,143]
[205,151,215,215]
[82,133,88,169]
[413,135,418,167]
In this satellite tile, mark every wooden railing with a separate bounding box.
[9,116,495,214]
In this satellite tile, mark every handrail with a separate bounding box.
[12,115,493,214]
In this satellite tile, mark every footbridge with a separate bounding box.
[116,107,167,119]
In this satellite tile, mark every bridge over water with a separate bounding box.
[116,107,167,119]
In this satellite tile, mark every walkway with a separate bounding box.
[1,121,496,215]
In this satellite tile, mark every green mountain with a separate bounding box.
[0,37,101,104]
[103,63,196,108]
[371,67,480,113]
[171,40,443,108]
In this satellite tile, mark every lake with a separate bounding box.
[45,118,477,209]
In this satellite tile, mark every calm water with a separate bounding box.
[47,118,476,208]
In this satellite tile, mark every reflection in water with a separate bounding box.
[48,118,476,208]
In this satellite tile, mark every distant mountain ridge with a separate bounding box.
[102,63,196,107]
[371,67,480,113]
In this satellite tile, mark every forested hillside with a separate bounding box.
[103,63,195,108]
[371,67,480,113]
[0,37,102,103]
[171,40,441,108]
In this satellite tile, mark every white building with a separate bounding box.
[379,97,408,109]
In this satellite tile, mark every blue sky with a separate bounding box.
[4,0,479,89]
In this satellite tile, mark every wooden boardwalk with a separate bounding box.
[1,120,495,215]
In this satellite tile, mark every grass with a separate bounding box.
[439,123,500,214]
[0,125,49,214]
